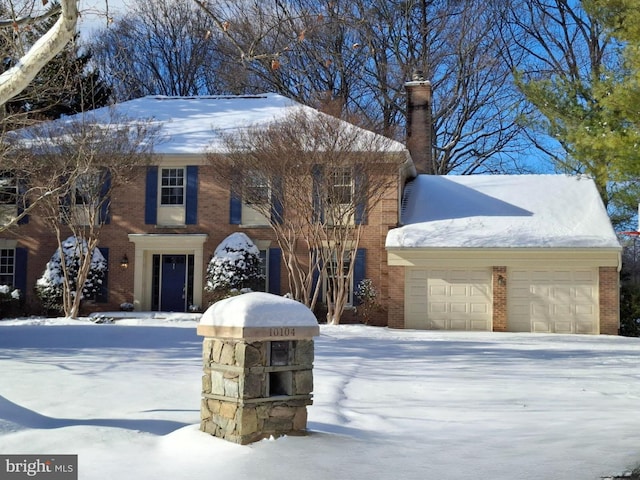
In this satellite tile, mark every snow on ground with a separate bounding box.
[1,315,640,479]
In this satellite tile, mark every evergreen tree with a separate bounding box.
[513,0,640,228]
[205,233,264,302]
[35,236,107,315]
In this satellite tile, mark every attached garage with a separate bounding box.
[508,267,598,334]
[386,175,622,335]
[406,268,492,330]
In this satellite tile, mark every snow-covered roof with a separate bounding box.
[55,94,407,155]
[386,174,620,249]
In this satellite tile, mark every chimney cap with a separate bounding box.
[404,69,431,88]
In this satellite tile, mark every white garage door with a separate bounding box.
[508,268,598,334]
[406,268,493,331]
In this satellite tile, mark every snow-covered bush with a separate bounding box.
[120,302,134,312]
[205,232,264,303]
[35,236,107,314]
[355,278,383,325]
[0,285,21,319]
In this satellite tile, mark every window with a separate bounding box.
[0,248,15,286]
[326,168,354,225]
[160,168,184,205]
[0,172,17,205]
[246,173,270,205]
[328,168,353,206]
[74,171,101,206]
[326,252,353,306]
[240,172,270,226]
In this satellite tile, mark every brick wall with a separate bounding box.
[599,266,619,335]
[386,265,405,328]
[492,266,507,332]
[9,163,401,316]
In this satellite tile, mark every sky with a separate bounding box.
[78,0,130,38]
[1,313,640,480]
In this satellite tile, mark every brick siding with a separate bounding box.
[599,266,620,335]
[492,266,507,332]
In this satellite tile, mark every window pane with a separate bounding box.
[160,169,184,205]
[328,169,352,205]
[247,173,269,204]
[0,248,15,285]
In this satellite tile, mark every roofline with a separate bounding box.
[386,246,622,269]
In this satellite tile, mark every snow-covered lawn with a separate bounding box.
[1,316,640,479]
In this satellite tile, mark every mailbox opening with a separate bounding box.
[269,371,293,396]
[270,341,291,366]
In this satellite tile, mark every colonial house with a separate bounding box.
[0,93,412,318]
[0,81,622,333]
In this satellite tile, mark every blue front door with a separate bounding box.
[161,255,187,311]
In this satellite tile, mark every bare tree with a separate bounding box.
[90,0,224,101]
[499,0,635,221]
[195,0,529,173]
[6,111,157,317]
[209,108,407,324]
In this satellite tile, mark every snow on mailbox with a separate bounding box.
[197,292,320,445]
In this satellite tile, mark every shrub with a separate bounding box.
[205,232,264,304]
[35,236,107,315]
[355,278,383,325]
[0,285,22,319]
[620,284,640,336]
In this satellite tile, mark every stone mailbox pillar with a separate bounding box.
[197,292,320,445]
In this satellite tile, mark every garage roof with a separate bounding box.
[386,174,620,249]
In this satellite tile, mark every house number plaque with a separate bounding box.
[269,327,295,337]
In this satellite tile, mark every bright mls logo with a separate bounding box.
[0,455,77,480]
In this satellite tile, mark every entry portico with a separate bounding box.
[128,233,208,311]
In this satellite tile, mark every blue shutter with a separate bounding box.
[145,166,158,225]
[230,189,242,225]
[96,247,109,303]
[99,169,111,224]
[270,176,283,224]
[354,167,367,225]
[186,166,198,224]
[353,248,366,305]
[312,164,324,223]
[14,247,27,293]
[267,248,281,295]
[17,178,29,225]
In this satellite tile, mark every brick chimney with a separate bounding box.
[405,71,432,175]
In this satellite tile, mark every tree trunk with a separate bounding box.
[0,0,78,106]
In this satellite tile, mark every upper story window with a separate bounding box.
[328,168,353,206]
[160,168,185,205]
[145,166,198,226]
[0,172,17,206]
[240,172,271,226]
[246,173,270,205]
[74,171,101,206]
[326,168,354,225]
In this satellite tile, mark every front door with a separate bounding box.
[161,255,187,311]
